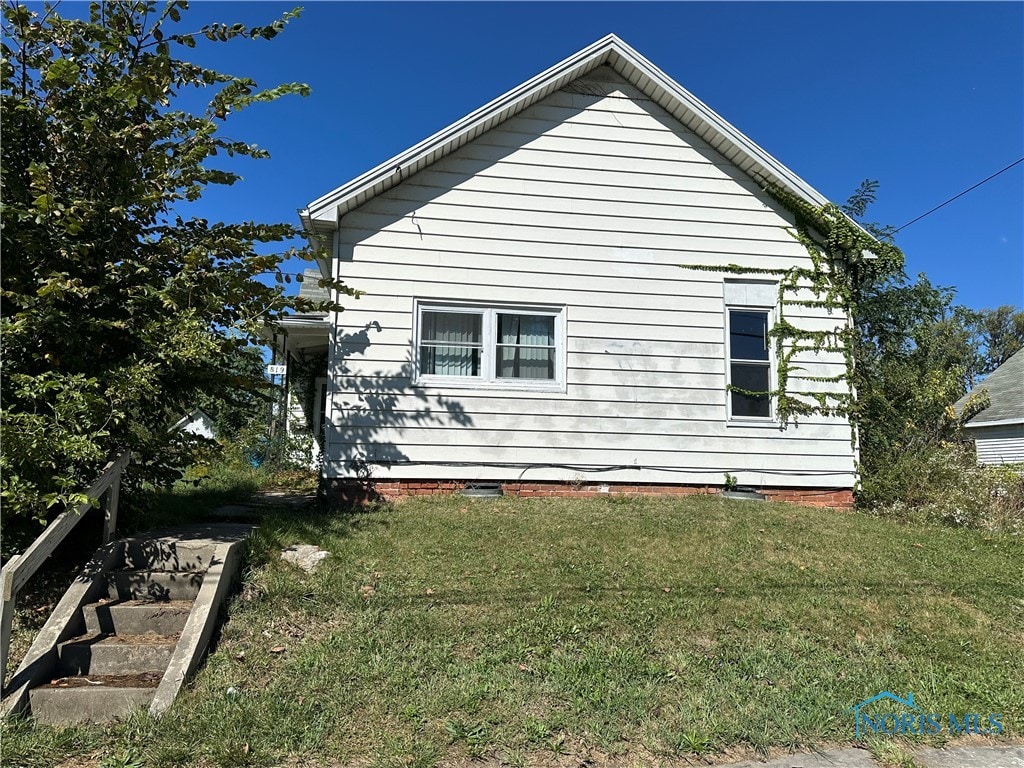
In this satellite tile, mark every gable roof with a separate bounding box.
[169,408,214,434]
[956,348,1024,427]
[301,34,834,236]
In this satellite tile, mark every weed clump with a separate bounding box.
[860,441,1023,533]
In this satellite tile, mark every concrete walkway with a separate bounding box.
[721,744,1023,768]
[211,489,318,521]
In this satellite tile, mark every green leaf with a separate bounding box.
[44,58,80,87]
[31,193,54,214]
[0,0,353,524]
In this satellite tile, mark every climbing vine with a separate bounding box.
[681,184,904,436]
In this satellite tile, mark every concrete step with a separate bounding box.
[4,524,253,725]
[30,674,160,725]
[107,569,203,601]
[57,634,178,676]
[122,538,216,571]
[83,599,192,636]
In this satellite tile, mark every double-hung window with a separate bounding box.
[724,281,776,421]
[415,301,564,390]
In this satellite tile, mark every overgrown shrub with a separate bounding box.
[861,441,1023,533]
[1,3,354,525]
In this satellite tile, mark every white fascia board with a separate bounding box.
[304,33,869,243]
[602,40,829,209]
[275,316,330,329]
[168,413,192,433]
[256,320,322,346]
[297,207,334,279]
[305,35,620,227]
[602,41,876,242]
[963,417,1024,429]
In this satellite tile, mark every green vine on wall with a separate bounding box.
[681,184,904,436]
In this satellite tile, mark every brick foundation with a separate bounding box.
[325,479,854,509]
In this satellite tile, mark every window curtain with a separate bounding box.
[497,314,554,379]
[421,312,481,376]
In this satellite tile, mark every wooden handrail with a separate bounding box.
[0,450,130,695]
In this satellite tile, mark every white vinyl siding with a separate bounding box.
[968,423,1024,465]
[325,68,854,488]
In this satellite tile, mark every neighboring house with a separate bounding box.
[171,409,216,440]
[954,349,1024,465]
[279,34,864,507]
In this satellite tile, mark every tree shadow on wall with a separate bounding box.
[328,323,473,500]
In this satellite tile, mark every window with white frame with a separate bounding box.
[415,302,564,389]
[724,280,776,421]
[728,309,772,419]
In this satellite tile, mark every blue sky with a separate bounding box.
[175,2,1022,313]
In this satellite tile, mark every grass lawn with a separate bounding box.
[2,492,1022,767]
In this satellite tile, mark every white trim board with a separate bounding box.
[301,34,843,236]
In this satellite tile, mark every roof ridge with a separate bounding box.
[301,34,832,234]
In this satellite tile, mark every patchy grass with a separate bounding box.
[2,494,1022,767]
[866,737,922,768]
[120,460,269,534]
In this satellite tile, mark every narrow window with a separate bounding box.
[728,309,771,419]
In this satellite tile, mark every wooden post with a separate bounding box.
[1,558,19,695]
[103,471,121,544]
[0,450,128,695]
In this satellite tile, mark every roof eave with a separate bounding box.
[274,315,330,327]
[964,417,1024,429]
[298,207,335,278]
[306,35,623,228]
[601,41,830,210]
[304,33,844,237]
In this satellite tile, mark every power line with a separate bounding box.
[894,156,1024,233]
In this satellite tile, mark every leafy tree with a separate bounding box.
[0,1,353,524]
[972,305,1024,375]
[194,344,271,441]
[840,181,1023,507]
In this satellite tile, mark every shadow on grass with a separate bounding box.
[120,465,265,535]
[241,502,395,567]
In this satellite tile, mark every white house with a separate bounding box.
[955,349,1024,465]
[170,408,216,440]
[280,35,861,507]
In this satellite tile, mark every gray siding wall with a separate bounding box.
[969,424,1024,465]
[325,68,856,488]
